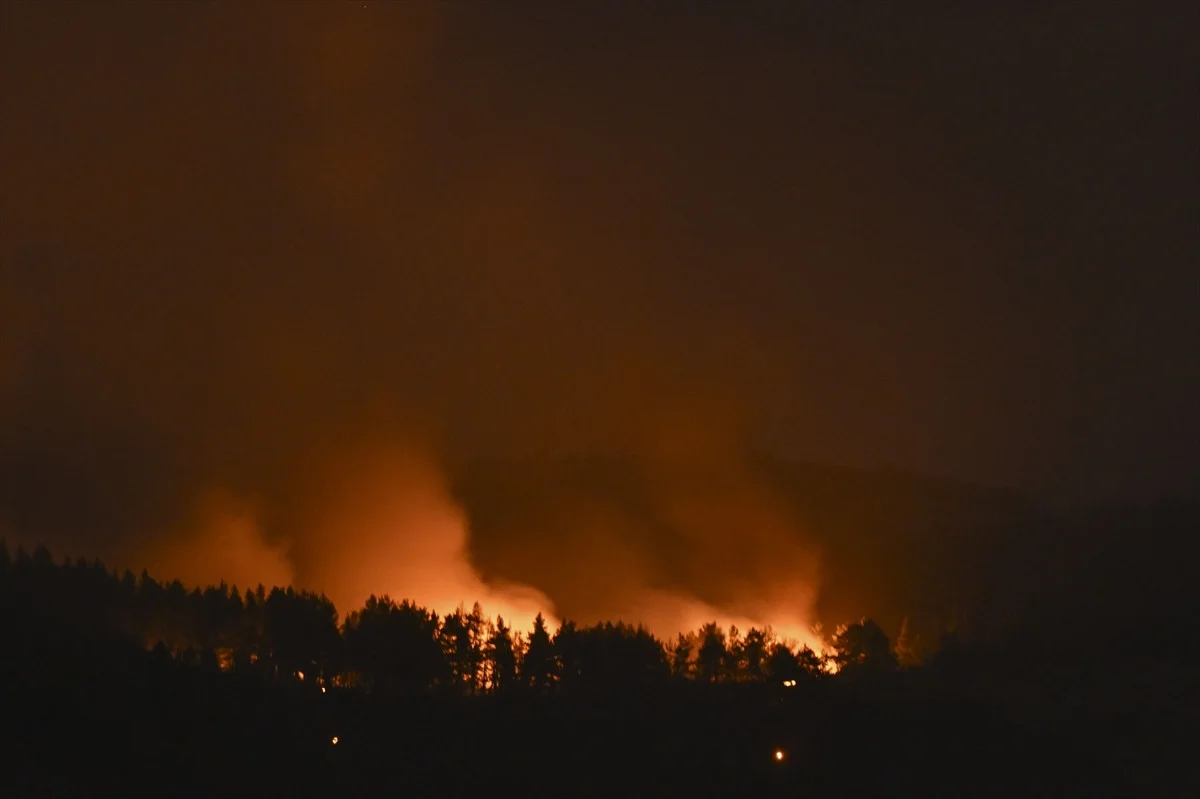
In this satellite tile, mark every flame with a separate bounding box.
[610,588,827,654]
[130,446,831,651]
[619,445,827,652]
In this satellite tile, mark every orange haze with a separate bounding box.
[128,443,826,647]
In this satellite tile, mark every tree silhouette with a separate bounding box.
[441,606,483,693]
[343,595,446,695]
[553,620,583,690]
[556,622,667,695]
[697,622,726,682]
[522,613,556,693]
[465,603,486,689]
[0,538,1159,797]
[0,541,1008,710]
[766,641,800,683]
[723,624,744,680]
[484,616,517,693]
[832,619,897,675]
[741,627,770,680]
[670,632,694,679]
[797,645,824,677]
[263,587,341,681]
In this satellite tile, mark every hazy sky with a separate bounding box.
[1,3,1196,630]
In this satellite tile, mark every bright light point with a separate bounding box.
[321,686,326,693]
[331,736,339,745]
[774,749,785,762]
[296,670,304,680]
[782,679,796,687]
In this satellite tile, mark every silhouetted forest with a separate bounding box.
[0,540,1191,797]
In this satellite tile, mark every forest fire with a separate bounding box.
[0,433,847,674]
[0,2,1188,794]
[116,445,839,652]
[293,448,562,634]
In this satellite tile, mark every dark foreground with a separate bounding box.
[4,643,1181,799]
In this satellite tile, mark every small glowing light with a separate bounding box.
[321,686,326,693]
[331,736,339,745]
[774,749,785,762]
[296,671,305,681]
[782,679,796,687]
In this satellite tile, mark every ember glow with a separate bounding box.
[619,590,827,654]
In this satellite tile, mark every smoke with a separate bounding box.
[2,3,1192,659]
[139,490,294,594]
[122,434,821,643]
[109,437,560,632]
[0,4,909,641]
[291,442,557,631]
[455,425,825,643]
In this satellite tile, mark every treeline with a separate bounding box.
[0,541,1155,797]
[0,541,932,697]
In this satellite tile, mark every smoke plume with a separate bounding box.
[8,4,1188,643]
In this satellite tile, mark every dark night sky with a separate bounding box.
[1,3,1197,628]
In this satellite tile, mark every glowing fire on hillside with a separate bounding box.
[127,448,833,656]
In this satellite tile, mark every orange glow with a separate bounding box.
[124,445,837,653]
[608,589,829,655]
[303,447,559,632]
[331,736,339,746]
[774,749,785,762]
[139,490,293,592]
[561,447,831,653]
[125,450,559,634]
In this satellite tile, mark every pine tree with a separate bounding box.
[697,622,726,682]
[485,616,517,693]
[742,628,770,680]
[522,613,556,692]
[670,632,693,679]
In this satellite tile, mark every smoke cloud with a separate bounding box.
[287,442,558,631]
[0,4,830,637]
[3,5,1193,641]
[140,490,294,595]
